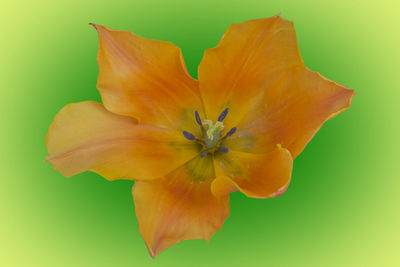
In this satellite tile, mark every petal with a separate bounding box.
[210,176,238,198]
[223,67,355,158]
[198,15,302,129]
[132,154,229,258]
[212,145,293,199]
[45,101,199,180]
[92,24,204,132]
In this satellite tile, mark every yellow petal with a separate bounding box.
[212,145,293,199]
[132,154,229,258]
[92,24,204,133]
[45,101,199,180]
[223,67,355,158]
[198,15,302,130]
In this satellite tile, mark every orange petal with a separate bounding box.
[223,67,355,158]
[45,101,199,180]
[198,15,302,129]
[212,145,293,199]
[210,176,238,198]
[92,24,204,133]
[132,154,229,258]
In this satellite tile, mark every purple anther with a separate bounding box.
[200,151,208,158]
[226,127,237,137]
[182,130,196,141]
[195,110,202,126]
[220,146,229,153]
[217,108,229,122]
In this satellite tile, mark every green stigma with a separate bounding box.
[203,120,224,148]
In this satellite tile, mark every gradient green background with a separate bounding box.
[1,0,399,266]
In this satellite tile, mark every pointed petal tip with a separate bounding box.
[349,87,356,99]
[88,22,97,29]
[275,11,282,17]
[144,243,157,259]
[344,88,356,109]
[149,250,156,259]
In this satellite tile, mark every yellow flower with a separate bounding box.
[45,15,354,258]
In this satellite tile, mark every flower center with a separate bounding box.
[203,120,224,148]
[182,108,237,157]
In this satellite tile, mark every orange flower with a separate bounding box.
[45,15,354,258]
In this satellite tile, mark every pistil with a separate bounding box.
[203,120,224,149]
[182,108,237,155]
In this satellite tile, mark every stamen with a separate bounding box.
[182,130,196,141]
[200,151,208,158]
[220,146,229,153]
[226,127,237,137]
[195,110,202,126]
[217,108,229,122]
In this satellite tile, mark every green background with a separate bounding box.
[1,0,399,266]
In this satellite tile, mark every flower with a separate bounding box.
[45,14,354,258]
